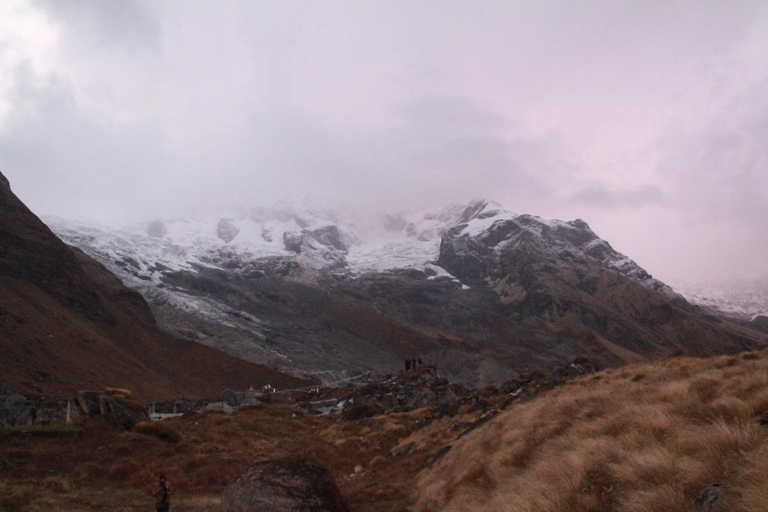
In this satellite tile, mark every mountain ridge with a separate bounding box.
[46,198,766,385]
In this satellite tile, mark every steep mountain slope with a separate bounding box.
[0,172,310,398]
[48,200,766,385]
[435,202,760,365]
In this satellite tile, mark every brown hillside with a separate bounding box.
[0,172,310,399]
[415,350,768,512]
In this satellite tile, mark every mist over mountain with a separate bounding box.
[48,199,766,386]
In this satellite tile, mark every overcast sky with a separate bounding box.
[1,1,768,283]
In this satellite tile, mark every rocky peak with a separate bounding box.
[439,205,671,295]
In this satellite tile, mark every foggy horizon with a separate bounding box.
[2,1,768,284]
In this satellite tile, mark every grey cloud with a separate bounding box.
[569,184,665,210]
[3,1,768,283]
[35,0,162,50]
[0,64,169,222]
[657,79,768,227]
[392,96,509,135]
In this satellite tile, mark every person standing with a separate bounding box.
[152,473,174,512]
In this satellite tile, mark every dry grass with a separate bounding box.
[6,349,768,511]
[416,350,768,512]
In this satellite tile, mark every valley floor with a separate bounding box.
[5,349,768,512]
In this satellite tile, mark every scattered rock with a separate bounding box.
[0,405,36,427]
[452,421,472,431]
[695,483,723,509]
[391,442,416,457]
[221,459,350,512]
[205,402,235,413]
[306,399,343,415]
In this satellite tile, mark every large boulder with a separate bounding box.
[76,390,148,428]
[76,390,103,417]
[221,460,350,512]
[99,395,149,429]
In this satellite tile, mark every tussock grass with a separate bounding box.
[416,351,768,512]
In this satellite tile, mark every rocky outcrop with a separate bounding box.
[0,395,36,427]
[217,218,240,243]
[221,460,350,512]
[76,390,149,429]
[281,225,352,271]
[340,367,462,418]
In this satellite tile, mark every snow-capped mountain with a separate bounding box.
[47,200,669,291]
[46,199,765,385]
[671,279,768,321]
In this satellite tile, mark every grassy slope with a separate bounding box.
[416,350,768,512]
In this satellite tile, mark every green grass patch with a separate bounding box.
[3,423,82,437]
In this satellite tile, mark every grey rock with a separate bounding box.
[695,483,723,509]
[0,406,36,427]
[405,388,437,408]
[205,402,235,413]
[220,388,241,407]
[222,460,350,512]
[283,231,304,253]
[217,218,240,243]
[5,394,25,407]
